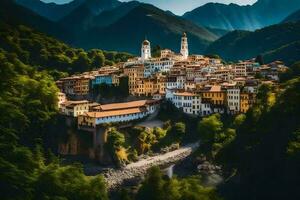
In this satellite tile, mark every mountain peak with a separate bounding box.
[183,0,300,31]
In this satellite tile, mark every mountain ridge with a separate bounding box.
[205,21,300,65]
[1,0,71,41]
[15,0,85,21]
[283,9,300,23]
[183,0,300,31]
[74,3,217,54]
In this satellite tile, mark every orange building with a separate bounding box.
[123,65,144,94]
[74,76,91,96]
[240,93,250,113]
[201,85,226,106]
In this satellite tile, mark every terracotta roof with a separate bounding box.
[210,85,221,92]
[93,100,159,111]
[63,100,89,108]
[234,77,246,81]
[84,107,147,118]
[174,92,197,97]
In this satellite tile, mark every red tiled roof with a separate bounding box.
[84,107,147,118]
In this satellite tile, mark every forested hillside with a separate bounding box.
[0,22,132,76]
[0,46,109,200]
[205,21,300,65]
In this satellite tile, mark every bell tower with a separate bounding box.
[141,39,151,60]
[180,32,189,60]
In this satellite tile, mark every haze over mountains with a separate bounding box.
[10,0,300,64]
[14,0,219,54]
[283,9,300,23]
[205,21,300,65]
[183,0,300,31]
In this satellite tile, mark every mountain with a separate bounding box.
[283,9,300,23]
[0,20,132,74]
[73,4,217,54]
[183,0,300,31]
[183,3,258,31]
[205,27,230,38]
[60,0,138,31]
[13,0,217,54]
[0,0,70,41]
[61,0,121,23]
[15,0,85,21]
[15,0,121,22]
[205,21,300,65]
[91,1,140,28]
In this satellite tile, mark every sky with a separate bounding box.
[42,0,257,15]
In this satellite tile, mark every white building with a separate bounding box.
[144,58,175,76]
[227,87,240,114]
[166,76,178,90]
[78,100,160,126]
[57,92,66,109]
[200,102,212,116]
[60,100,91,117]
[180,32,189,60]
[171,92,201,115]
[176,75,186,89]
[141,40,151,60]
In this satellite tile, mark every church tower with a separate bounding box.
[141,39,151,60]
[180,32,189,60]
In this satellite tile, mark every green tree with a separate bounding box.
[73,52,91,72]
[172,122,186,140]
[197,114,223,143]
[136,168,221,200]
[136,167,165,200]
[106,128,126,165]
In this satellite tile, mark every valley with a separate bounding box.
[1,0,300,200]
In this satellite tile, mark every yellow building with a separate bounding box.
[123,65,144,94]
[157,75,166,94]
[133,75,166,97]
[201,85,226,106]
[60,100,91,117]
[134,78,157,96]
[240,93,250,113]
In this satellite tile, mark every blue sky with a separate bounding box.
[42,0,257,15]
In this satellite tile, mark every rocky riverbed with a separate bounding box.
[103,142,199,190]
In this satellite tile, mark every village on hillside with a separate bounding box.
[56,33,288,162]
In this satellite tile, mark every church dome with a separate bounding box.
[143,40,150,45]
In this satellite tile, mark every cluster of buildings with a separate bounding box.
[57,32,288,119]
[56,33,288,162]
[56,65,124,98]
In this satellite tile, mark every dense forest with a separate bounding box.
[0,47,109,199]
[0,22,132,77]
